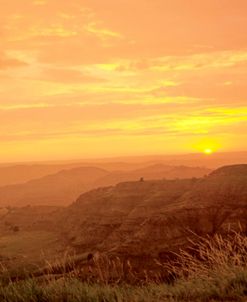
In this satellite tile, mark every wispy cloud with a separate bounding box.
[84,21,123,41]
[38,68,106,83]
[0,0,247,160]
[0,52,28,69]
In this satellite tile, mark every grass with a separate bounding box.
[0,232,246,301]
[0,230,65,279]
[0,272,246,302]
[0,231,58,257]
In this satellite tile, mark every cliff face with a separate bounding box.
[61,179,196,251]
[61,165,247,258]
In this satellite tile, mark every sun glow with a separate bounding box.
[204,148,213,155]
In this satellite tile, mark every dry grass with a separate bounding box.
[160,231,247,279]
[0,232,246,301]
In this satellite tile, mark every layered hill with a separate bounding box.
[0,164,85,187]
[0,167,108,207]
[94,164,210,187]
[0,162,152,187]
[0,165,210,207]
[61,164,247,258]
[1,151,246,188]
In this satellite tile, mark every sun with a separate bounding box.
[203,148,213,155]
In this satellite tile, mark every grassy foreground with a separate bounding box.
[0,233,246,302]
[0,270,247,302]
[0,272,247,302]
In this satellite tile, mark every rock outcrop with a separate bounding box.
[61,165,247,259]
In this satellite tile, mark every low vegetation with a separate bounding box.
[0,232,246,301]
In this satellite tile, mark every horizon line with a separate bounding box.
[1,150,247,166]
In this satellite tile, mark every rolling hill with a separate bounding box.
[94,164,210,187]
[0,165,210,207]
[0,167,108,207]
[0,161,153,187]
[1,150,246,187]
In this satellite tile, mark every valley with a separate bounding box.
[0,163,246,279]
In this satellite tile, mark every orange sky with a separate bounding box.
[0,0,247,162]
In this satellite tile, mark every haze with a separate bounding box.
[1,0,247,162]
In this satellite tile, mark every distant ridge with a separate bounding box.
[210,164,247,176]
[0,165,210,207]
[0,151,246,187]
[0,166,108,207]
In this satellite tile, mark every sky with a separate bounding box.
[0,0,247,162]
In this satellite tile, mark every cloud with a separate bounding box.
[115,51,247,72]
[0,103,55,111]
[39,68,106,83]
[84,21,123,41]
[0,52,28,69]
[29,25,78,38]
[33,0,47,5]
[0,101,246,143]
